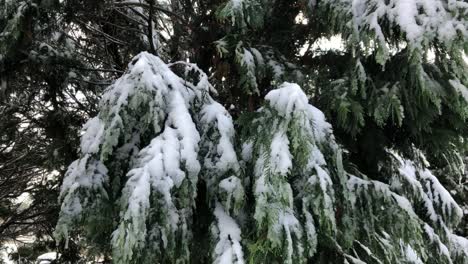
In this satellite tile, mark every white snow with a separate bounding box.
[270,132,292,175]
[265,82,333,143]
[219,176,242,194]
[423,224,451,259]
[200,101,239,173]
[419,168,463,223]
[60,154,108,198]
[402,243,423,264]
[265,82,309,119]
[80,117,104,154]
[267,59,285,79]
[236,48,259,94]
[37,252,60,261]
[167,90,201,178]
[115,69,204,249]
[218,176,244,213]
[277,211,303,263]
[241,48,255,69]
[345,254,367,264]
[391,193,417,218]
[325,0,468,62]
[449,79,468,103]
[347,175,417,218]
[241,141,253,162]
[391,151,463,226]
[213,204,245,264]
[450,234,468,258]
[303,210,317,256]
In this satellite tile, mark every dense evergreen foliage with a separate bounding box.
[1,0,467,263]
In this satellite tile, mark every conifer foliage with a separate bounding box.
[57,53,468,263]
[56,53,245,263]
[1,0,466,263]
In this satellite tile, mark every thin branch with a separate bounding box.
[113,1,186,22]
[70,66,124,73]
[148,0,157,55]
[76,21,129,46]
[70,77,112,86]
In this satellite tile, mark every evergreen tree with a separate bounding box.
[56,53,468,263]
[0,0,467,263]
